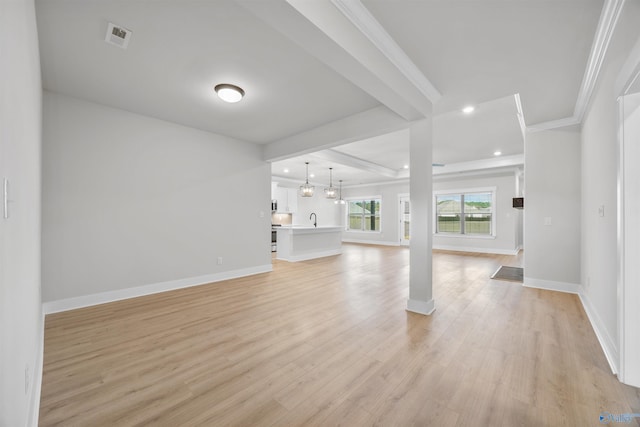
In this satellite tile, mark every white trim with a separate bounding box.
[341,179,410,189]
[398,193,410,246]
[579,293,620,375]
[433,244,519,256]
[433,155,524,175]
[523,277,582,294]
[342,238,400,247]
[615,34,640,96]
[42,264,273,314]
[434,233,496,240]
[331,0,441,104]
[406,298,435,315]
[276,248,342,262]
[514,93,527,140]
[527,116,580,132]
[28,311,45,427]
[617,93,626,384]
[574,0,626,122]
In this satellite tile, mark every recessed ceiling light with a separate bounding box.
[283,168,289,173]
[494,151,502,156]
[214,83,245,103]
[462,106,475,114]
[403,164,409,169]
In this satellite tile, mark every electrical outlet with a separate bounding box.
[217,257,223,265]
[544,217,552,226]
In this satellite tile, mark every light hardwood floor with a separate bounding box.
[39,244,640,426]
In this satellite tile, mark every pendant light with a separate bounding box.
[335,180,346,204]
[324,168,337,199]
[299,162,314,197]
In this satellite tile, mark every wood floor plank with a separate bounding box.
[39,245,640,426]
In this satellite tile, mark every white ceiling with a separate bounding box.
[36,0,604,184]
[362,0,603,125]
[36,0,378,143]
[272,94,524,185]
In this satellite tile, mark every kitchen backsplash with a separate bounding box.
[271,213,292,225]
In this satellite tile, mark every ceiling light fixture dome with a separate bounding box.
[214,83,245,103]
[325,168,337,199]
[299,162,314,197]
[462,105,475,114]
[494,150,502,156]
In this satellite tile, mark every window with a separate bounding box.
[347,198,381,232]
[435,189,495,236]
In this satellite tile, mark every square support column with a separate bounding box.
[407,118,435,315]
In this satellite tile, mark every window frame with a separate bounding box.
[433,187,497,238]
[345,196,382,233]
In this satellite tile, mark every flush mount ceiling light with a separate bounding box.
[462,105,475,114]
[325,168,337,199]
[283,168,289,173]
[299,162,314,197]
[214,83,245,103]
[335,180,346,205]
[403,164,409,169]
[494,150,502,156]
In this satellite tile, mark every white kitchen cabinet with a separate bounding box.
[271,182,297,213]
[286,188,298,213]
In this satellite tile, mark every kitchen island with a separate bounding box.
[276,226,342,262]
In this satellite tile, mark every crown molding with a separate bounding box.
[527,116,581,132]
[514,93,527,139]
[574,0,626,122]
[331,0,442,104]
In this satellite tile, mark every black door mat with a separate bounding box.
[491,266,523,282]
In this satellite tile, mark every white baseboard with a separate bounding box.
[28,311,45,427]
[342,239,400,247]
[579,292,619,376]
[406,298,435,315]
[42,264,273,314]
[277,249,342,262]
[523,277,583,294]
[433,244,520,256]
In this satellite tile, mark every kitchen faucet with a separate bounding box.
[310,212,317,228]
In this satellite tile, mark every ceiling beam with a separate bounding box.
[433,154,524,176]
[330,0,441,104]
[313,149,399,178]
[262,105,409,162]
[237,0,434,121]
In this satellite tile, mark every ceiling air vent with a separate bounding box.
[105,23,132,49]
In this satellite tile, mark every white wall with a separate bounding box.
[0,0,43,425]
[524,128,581,289]
[433,172,520,255]
[580,0,640,372]
[42,92,272,305]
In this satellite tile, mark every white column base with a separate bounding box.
[406,298,435,315]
